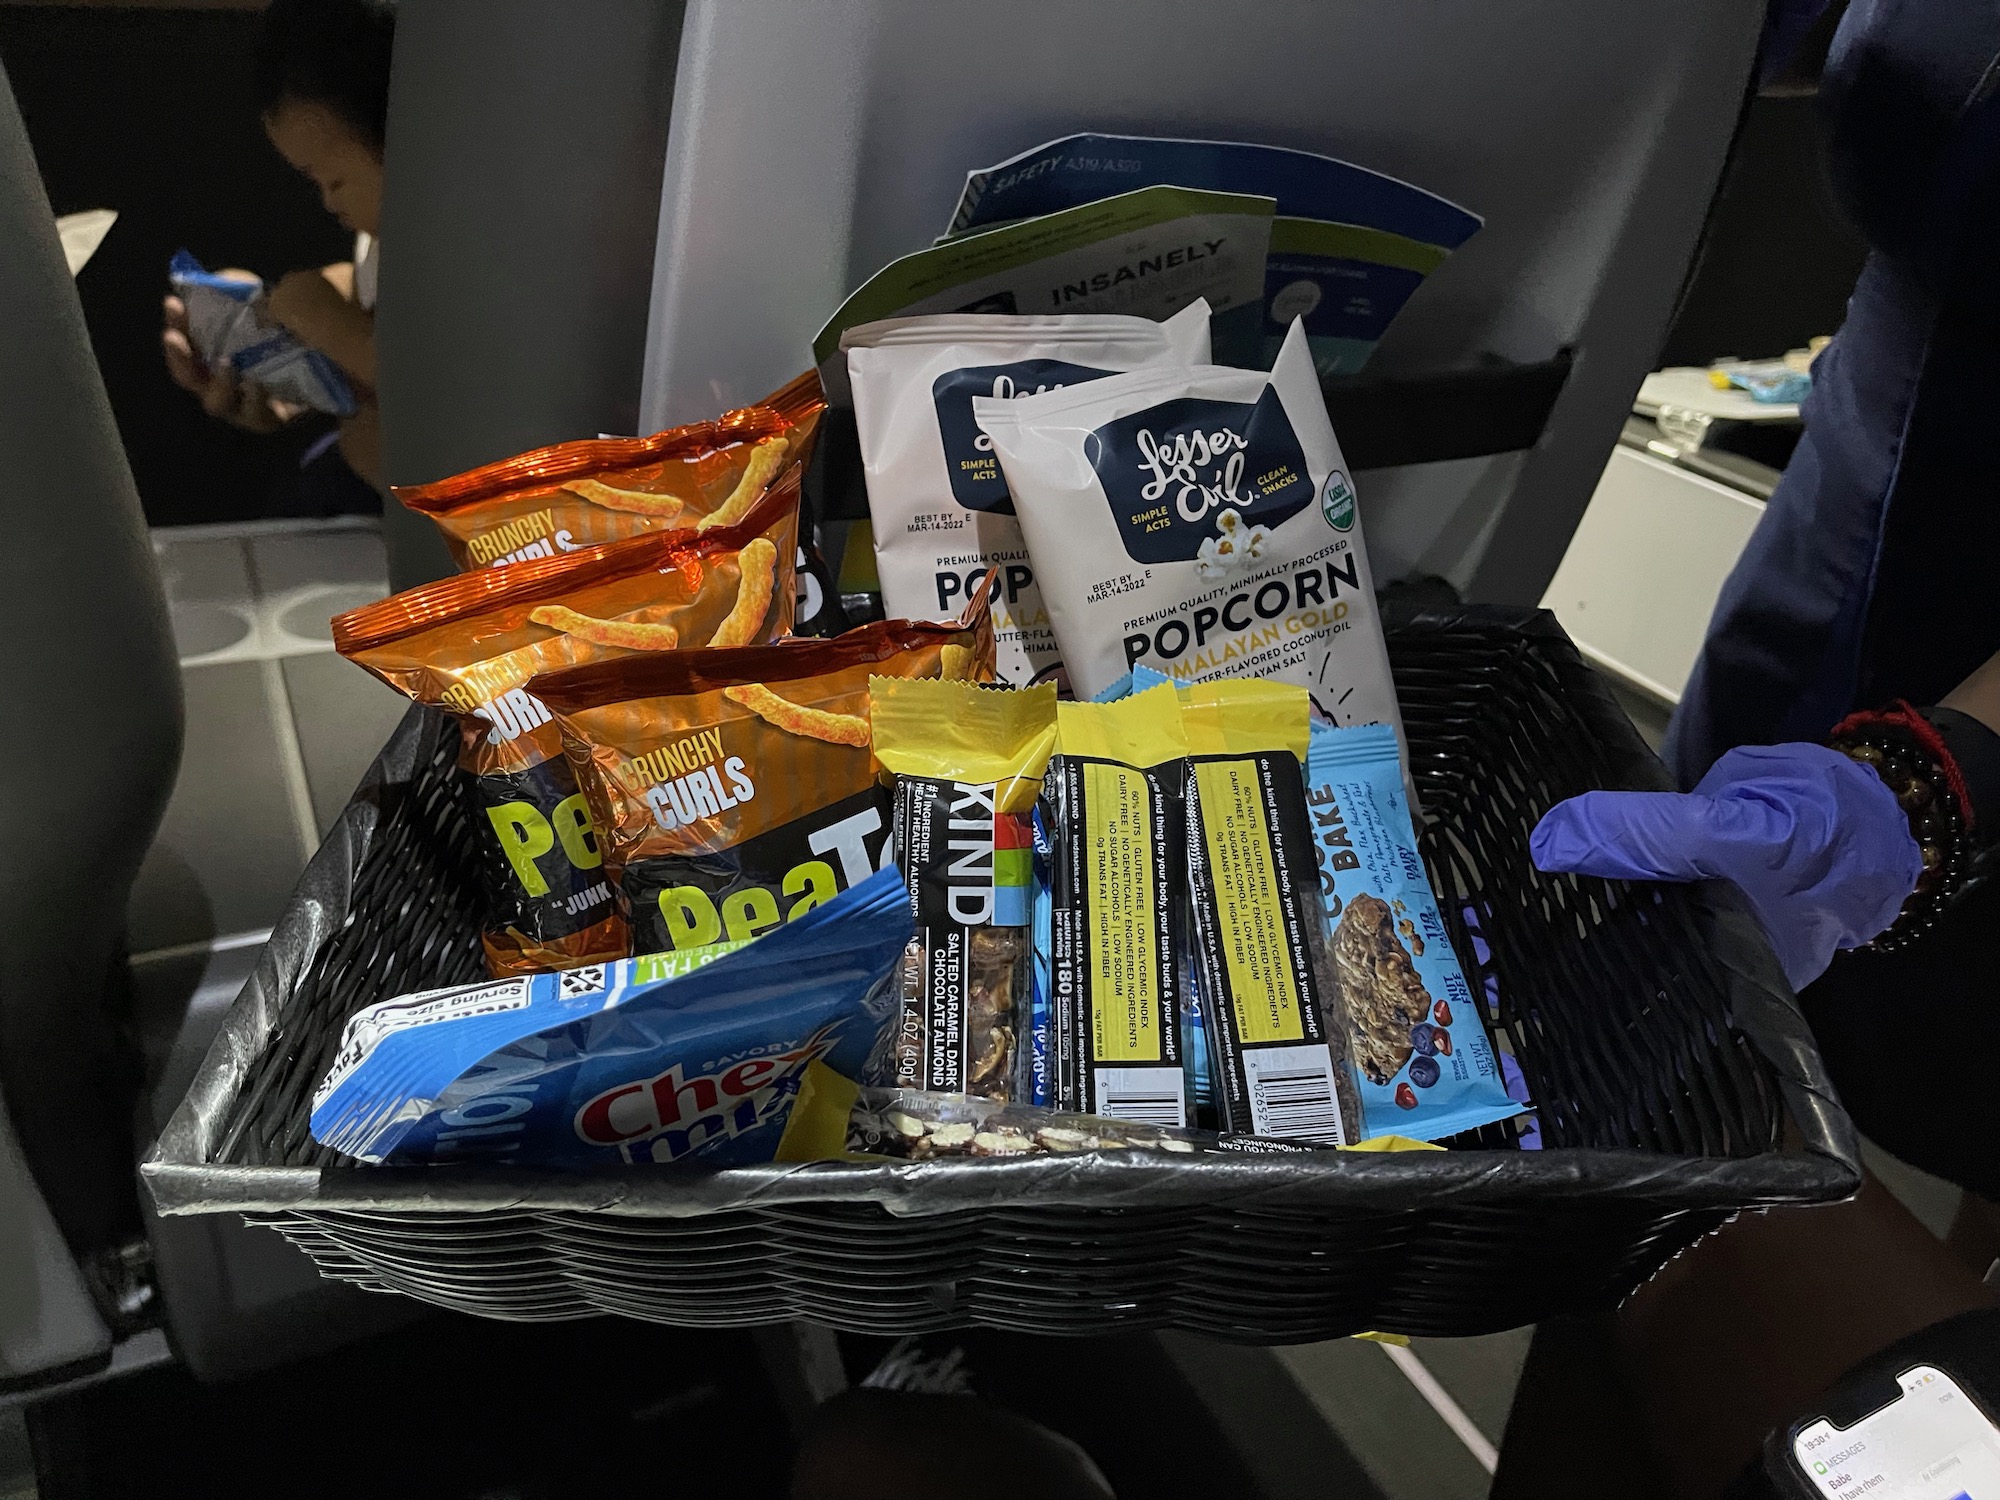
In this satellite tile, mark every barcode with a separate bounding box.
[1244,1044,1347,1145]
[1102,1091,1184,1127]
[1092,1067,1188,1129]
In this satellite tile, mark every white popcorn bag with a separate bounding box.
[974,318,1403,743]
[843,301,1211,687]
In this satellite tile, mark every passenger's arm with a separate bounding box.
[337,397,383,490]
[266,267,376,388]
[1940,647,2000,737]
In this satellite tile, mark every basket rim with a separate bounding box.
[140,1132,1859,1219]
[142,607,1865,1226]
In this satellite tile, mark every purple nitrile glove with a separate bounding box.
[1530,743,1924,991]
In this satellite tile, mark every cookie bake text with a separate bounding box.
[1307,783,1362,916]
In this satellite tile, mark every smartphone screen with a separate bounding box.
[1794,1366,2000,1497]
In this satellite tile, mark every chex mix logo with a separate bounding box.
[931,358,1113,514]
[572,1023,842,1162]
[1085,386,1314,565]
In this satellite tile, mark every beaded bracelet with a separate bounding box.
[1828,700,1974,950]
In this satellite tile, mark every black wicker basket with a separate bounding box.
[144,606,1861,1342]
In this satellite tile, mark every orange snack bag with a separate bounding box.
[532,576,996,960]
[394,375,825,572]
[334,478,802,975]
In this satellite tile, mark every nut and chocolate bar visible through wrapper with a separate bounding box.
[893,798,1031,1098]
[1181,678,1361,1145]
[1336,890,1435,1087]
[531,575,998,963]
[818,1087,1318,1163]
[333,479,800,976]
[871,678,1056,1103]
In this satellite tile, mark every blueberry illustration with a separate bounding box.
[1409,1055,1442,1088]
[1409,1023,1438,1057]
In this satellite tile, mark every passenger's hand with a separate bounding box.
[162,291,300,432]
[198,364,298,433]
[161,294,207,395]
[1530,743,1923,990]
[337,396,383,489]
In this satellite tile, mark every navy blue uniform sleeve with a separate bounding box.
[1760,0,1831,86]
[1820,0,2000,291]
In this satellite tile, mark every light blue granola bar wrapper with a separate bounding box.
[1307,722,1525,1142]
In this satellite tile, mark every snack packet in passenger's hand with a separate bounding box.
[531,581,997,961]
[1181,678,1362,1145]
[1307,722,1524,1141]
[334,479,800,975]
[393,374,822,570]
[309,866,911,1166]
[870,676,1057,1102]
[168,250,356,416]
[975,319,1403,745]
[843,302,1211,687]
[1039,686,1192,1127]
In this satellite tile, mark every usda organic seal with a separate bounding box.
[1321,469,1356,531]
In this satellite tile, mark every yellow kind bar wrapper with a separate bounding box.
[870,677,1057,815]
[870,678,1057,1100]
[1178,677,1361,1145]
[1041,686,1190,1126]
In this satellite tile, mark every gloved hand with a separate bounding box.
[1530,743,1923,990]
